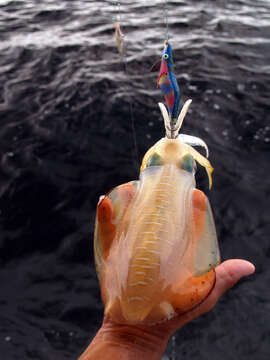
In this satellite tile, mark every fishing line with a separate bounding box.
[113,0,140,172]
[124,61,140,173]
[113,0,121,23]
[164,0,169,41]
[117,1,121,22]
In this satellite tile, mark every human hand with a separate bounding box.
[78,259,255,360]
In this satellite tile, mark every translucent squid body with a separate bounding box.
[94,100,220,325]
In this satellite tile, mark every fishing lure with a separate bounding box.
[114,21,124,59]
[152,41,181,138]
[94,99,220,325]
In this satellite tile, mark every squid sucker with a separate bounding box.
[94,100,220,325]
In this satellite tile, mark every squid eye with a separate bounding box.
[163,53,169,60]
[181,154,194,174]
[146,153,163,167]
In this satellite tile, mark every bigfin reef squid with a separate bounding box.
[94,96,220,325]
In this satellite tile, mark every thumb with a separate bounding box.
[191,259,255,317]
[167,259,255,331]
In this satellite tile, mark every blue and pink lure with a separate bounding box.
[152,41,181,127]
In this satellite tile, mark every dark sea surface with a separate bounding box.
[0,0,269,359]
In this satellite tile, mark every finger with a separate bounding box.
[166,259,255,332]
[198,259,255,313]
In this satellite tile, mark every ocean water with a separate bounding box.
[0,0,269,359]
